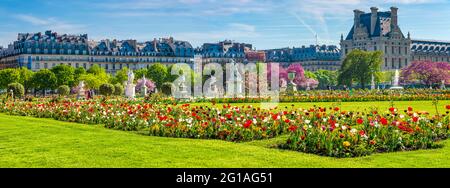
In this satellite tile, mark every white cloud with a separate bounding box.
[14,14,87,34]
[173,23,260,46]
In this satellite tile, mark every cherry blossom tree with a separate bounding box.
[401,60,450,86]
[135,78,156,93]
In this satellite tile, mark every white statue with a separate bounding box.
[127,70,134,85]
[125,70,136,99]
[141,75,148,97]
[76,81,86,100]
[280,78,287,91]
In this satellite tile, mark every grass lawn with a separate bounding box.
[194,100,450,115]
[1,100,450,168]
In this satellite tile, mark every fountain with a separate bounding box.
[390,69,404,90]
[371,74,376,90]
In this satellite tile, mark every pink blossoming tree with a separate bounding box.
[401,60,450,86]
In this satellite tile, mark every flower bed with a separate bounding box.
[1,97,449,157]
[279,106,450,157]
[193,89,450,103]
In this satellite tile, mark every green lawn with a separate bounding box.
[1,100,450,168]
[195,100,450,114]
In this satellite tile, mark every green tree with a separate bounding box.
[73,67,86,85]
[83,64,109,88]
[18,67,34,94]
[134,68,148,82]
[338,50,382,88]
[57,85,70,96]
[166,64,180,83]
[79,74,104,90]
[0,68,20,89]
[315,70,338,89]
[32,69,57,96]
[99,83,115,96]
[147,63,168,89]
[114,83,124,96]
[51,65,75,87]
[7,83,25,99]
[111,67,129,84]
[87,64,104,75]
[304,71,317,79]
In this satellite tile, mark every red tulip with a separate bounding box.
[380,118,388,125]
[357,118,363,124]
[243,120,252,128]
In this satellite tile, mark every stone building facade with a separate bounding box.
[0,31,253,74]
[195,40,252,64]
[264,45,341,71]
[340,7,411,70]
[341,7,450,70]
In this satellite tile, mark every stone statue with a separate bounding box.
[177,71,189,99]
[141,75,148,97]
[76,81,86,100]
[280,78,287,92]
[125,70,136,99]
[127,70,134,85]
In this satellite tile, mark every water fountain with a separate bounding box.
[371,74,376,90]
[390,69,404,90]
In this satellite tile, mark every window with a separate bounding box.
[392,58,395,69]
[105,64,109,70]
[385,58,388,67]
[44,63,48,69]
[405,59,408,67]
[392,46,395,54]
[76,63,79,68]
[385,46,388,53]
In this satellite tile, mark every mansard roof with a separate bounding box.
[17,30,88,43]
[195,40,251,58]
[265,45,341,62]
[411,40,450,54]
[90,37,194,56]
[345,9,401,40]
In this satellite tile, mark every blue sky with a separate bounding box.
[1,0,450,49]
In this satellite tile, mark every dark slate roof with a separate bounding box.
[345,11,392,40]
[195,40,251,58]
[411,40,450,54]
[265,45,341,62]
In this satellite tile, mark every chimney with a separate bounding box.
[353,9,363,30]
[390,6,398,29]
[370,7,378,35]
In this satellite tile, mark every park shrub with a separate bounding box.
[114,83,124,96]
[7,83,24,98]
[99,83,115,96]
[57,85,70,96]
